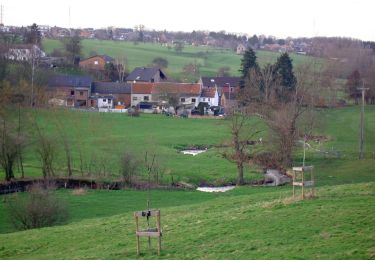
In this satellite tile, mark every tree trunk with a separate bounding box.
[237,162,244,185]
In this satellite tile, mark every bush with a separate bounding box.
[6,183,69,230]
[127,108,140,117]
[120,151,140,185]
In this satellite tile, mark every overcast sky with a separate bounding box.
[2,0,374,41]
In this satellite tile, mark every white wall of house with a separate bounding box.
[98,97,113,108]
[131,94,152,106]
[199,91,219,106]
[179,96,200,107]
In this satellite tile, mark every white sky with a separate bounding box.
[2,0,375,41]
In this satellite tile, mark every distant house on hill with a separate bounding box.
[126,67,167,83]
[47,75,93,107]
[79,55,114,71]
[5,44,46,61]
[236,44,246,55]
[91,82,131,108]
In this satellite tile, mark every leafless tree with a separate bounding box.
[6,182,68,230]
[33,116,57,179]
[115,56,128,82]
[120,150,140,185]
[223,107,262,185]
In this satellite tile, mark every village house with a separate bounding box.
[48,75,93,107]
[126,67,167,83]
[131,83,154,107]
[79,55,114,71]
[152,82,201,109]
[5,44,46,61]
[199,88,219,107]
[200,76,240,106]
[236,43,246,55]
[91,82,131,108]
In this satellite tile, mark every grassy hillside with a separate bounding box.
[2,106,375,186]
[0,182,374,259]
[42,39,318,81]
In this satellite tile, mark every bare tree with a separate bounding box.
[120,150,140,185]
[223,107,261,185]
[33,117,56,179]
[115,56,128,82]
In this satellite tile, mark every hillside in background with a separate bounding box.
[42,39,319,82]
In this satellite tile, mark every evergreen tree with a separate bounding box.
[63,35,82,65]
[275,52,296,92]
[239,47,258,87]
[25,23,41,45]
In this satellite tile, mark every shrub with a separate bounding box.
[127,108,140,117]
[6,183,69,230]
[120,151,140,185]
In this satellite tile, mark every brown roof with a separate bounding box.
[132,83,155,94]
[153,83,201,96]
[201,88,216,98]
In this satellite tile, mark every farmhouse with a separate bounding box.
[152,82,201,108]
[48,75,93,107]
[126,67,167,83]
[200,76,240,106]
[199,88,219,107]
[79,55,114,71]
[131,83,154,106]
[91,82,131,108]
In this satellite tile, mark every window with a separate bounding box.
[103,99,107,102]
[70,90,75,95]
[144,96,149,101]
[80,91,84,96]
[94,60,99,65]
[202,98,205,101]
[192,98,196,103]
[208,98,210,101]
[108,99,112,103]
[133,97,138,101]
[180,98,185,102]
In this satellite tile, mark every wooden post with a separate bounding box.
[135,214,140,255]
[301,170,305,199]
[157,211,161,256]
[292,171,295,197]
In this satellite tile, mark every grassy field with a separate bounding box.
[2,105,375,186]
[42,39,318,81]
[0,182,374,259]
[0,106,374,258]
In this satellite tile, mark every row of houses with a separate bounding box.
[47,68,240,112]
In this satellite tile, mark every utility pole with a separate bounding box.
[358,84,369,160]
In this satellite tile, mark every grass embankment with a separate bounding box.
[42,38,317,81]
[0,182,374,259]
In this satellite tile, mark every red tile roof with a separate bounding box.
[132,83,155,94]
[201,88,216,98]
[153,83,201,96]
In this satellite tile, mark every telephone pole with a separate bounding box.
[358,84,369,160]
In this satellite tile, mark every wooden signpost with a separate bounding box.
[134,209,162,256]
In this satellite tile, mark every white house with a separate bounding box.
[199,87,219,107]
[97,96,114,108]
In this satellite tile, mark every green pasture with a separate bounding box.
[42,39,318,81]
